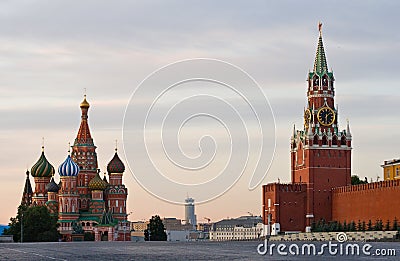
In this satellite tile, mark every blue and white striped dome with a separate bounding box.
[58,155,80,176]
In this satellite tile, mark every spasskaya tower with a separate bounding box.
[290,23,352,231]
[262,23,352,234]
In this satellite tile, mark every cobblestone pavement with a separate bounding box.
[0,241,399,260]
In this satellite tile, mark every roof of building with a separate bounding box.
[23,170,33,194]
[58,154,80,176]
[75,95,93,146]
[80,95,90,109]
[46,177,60,193]
[382,159,400,167]
[107,150,125,174]
[31,148,55,178]
[88,171,108,191]
[213,216,263,229]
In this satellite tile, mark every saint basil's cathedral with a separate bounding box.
[20,96,130,241]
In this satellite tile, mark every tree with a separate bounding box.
[349,221,356,232]
[393,218,398,231]
[374,219,383,231]
[3,204,27,242]
[144,215,167,241]
[367,220,373,231]
[385,220,391,231]
[3,205,59,242]
[357,220,362,231]
[343,221,348,232]
[351,175,368,185]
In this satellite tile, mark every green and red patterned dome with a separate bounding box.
[31,147,55,178]
[107,150,125,173]
[88,171,107,191]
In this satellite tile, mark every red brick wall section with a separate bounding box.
[263,183,307,232]
[332,180,400,224]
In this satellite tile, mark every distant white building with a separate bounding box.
[210,216,263,241]
[184,197,197,229]
[166,230,190,241]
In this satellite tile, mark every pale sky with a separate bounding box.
[1,0,399,225]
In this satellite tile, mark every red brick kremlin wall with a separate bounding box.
[332,180,400,224]
[262,183,307,232]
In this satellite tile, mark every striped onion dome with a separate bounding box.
[107,151,125,173]
[46,177,60,193]
[31,150,55,178]
[88,172,107,191]
[58,155,80,176]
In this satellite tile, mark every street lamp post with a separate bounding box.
[20,212,24,243]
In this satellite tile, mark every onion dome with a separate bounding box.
[88,171,107,191]
[80,95,90,108]
[31,148,55,178]
[107,150,125,173]
[58,155,80,176]
[46,177,60,193]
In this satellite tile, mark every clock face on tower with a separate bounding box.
[317,106,335,126]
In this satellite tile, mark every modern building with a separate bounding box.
[184,197,197,230]
[382,159,400,180]
[163,217,194,231]
[20,96,130,241]
[209,216,263,241]
[262,23,400,234]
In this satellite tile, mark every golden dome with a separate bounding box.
[80,95,90,108]
[88,172,107,191]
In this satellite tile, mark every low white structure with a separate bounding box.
[166,230,190,242]
[210,216,263,241]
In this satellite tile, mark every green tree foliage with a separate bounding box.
[385,220,390,231]
[374,219,383,231]
[144,215,167,241]
[313,219,393,232]
[343,221,348,232]
[393,218,398,231]
[351,175,368,185]
[349,221,356,232]
[3,205,59,242]
[367,220,373,231]
[357,220,362,231]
